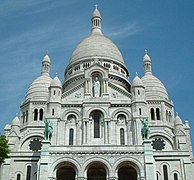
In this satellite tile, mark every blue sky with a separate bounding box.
[0,0,194,146]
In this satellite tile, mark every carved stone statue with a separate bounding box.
[44,119,53,140]
[140,118,149,140]
[93,77,100,97]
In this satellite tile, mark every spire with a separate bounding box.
[41,52,51,76]
[91,5,102,34]
[143,49,152,75]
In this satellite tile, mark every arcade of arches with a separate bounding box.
[56,161,138,180]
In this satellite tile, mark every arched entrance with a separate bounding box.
[56,162,76,180]
[87,162,107,180]
[118,165,137,180]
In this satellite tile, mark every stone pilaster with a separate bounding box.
[143,139,157,180]
[37,140,51,180]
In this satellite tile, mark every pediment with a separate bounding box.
[176,128,186,135]
[109,82,131,100]
[8,130,18,137]
[62,82,85,101]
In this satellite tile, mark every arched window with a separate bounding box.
[166,110,168,121]
[120,128,125,145]
[163,165,168,180]
[139,108,142,115]
[156,173,159,180]
[138,90,140,95]
[151,108,155,120]
[26,165,31,180]
[17,174,21,180]
[23,112,25,124]
[94,114,100,138]
[69,128,74,145]
[168,111,171,122]
[90,110,103,138]
[54,90,56,95]
[26,111,28,122]
[34,109,38,121]
[156,108,160,120]
[39,109,43,120]
[174,173,178,180]
[52,109,55,116]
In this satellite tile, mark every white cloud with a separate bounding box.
[106,22,140,39]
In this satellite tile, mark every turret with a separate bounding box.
[143,50,152,75]
[41,53,51,76]
[11,115,20,135]
[131,73,148,145]
[91,5,102,34]
[47,73,62,118]
[132,73,146,103]
[174,113,188,150]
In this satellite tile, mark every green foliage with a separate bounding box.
[0,135,10,165]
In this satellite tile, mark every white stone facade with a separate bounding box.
[1,7,194,180]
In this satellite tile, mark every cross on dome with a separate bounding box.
[95,4,98,10]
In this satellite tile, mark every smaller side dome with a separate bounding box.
[132,73,144,87]
[25,54,52,101]
[50,74,62,88]
[174,112,182,126]
[141,74,169,100]
[12,116,20,127]
[4,124,11,131]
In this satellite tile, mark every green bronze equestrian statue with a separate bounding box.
[140,118,149,140]
[44,119,53,140]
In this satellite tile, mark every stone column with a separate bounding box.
[104,120,108,144]
[143,140,157,180]
[161,102,166,122]
[82,120,87,144]
[37,140,51,180]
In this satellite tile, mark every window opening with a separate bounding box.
[26,111,28,122]
[174,173,178,180]
[23,112,25,124]
[169,111,171,122]
[39,109,43,121]
[139,108,142,115]
[26,165,31,180]
[163,165,168,180]
[17,174,21,180]
[157,173,159,180]
[69,128,74,145]
[156,108,160,120]
[151,108,155,120]
[120,128,125,145]
[34,109,38,121]
[94,114,100,138]
[166,110,168,121]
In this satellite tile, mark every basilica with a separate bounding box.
[0,7,194,180]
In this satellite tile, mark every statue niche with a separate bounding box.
[92,76,101,97]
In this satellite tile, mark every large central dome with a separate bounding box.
[69,6,125,65]
[70,33,124,64]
